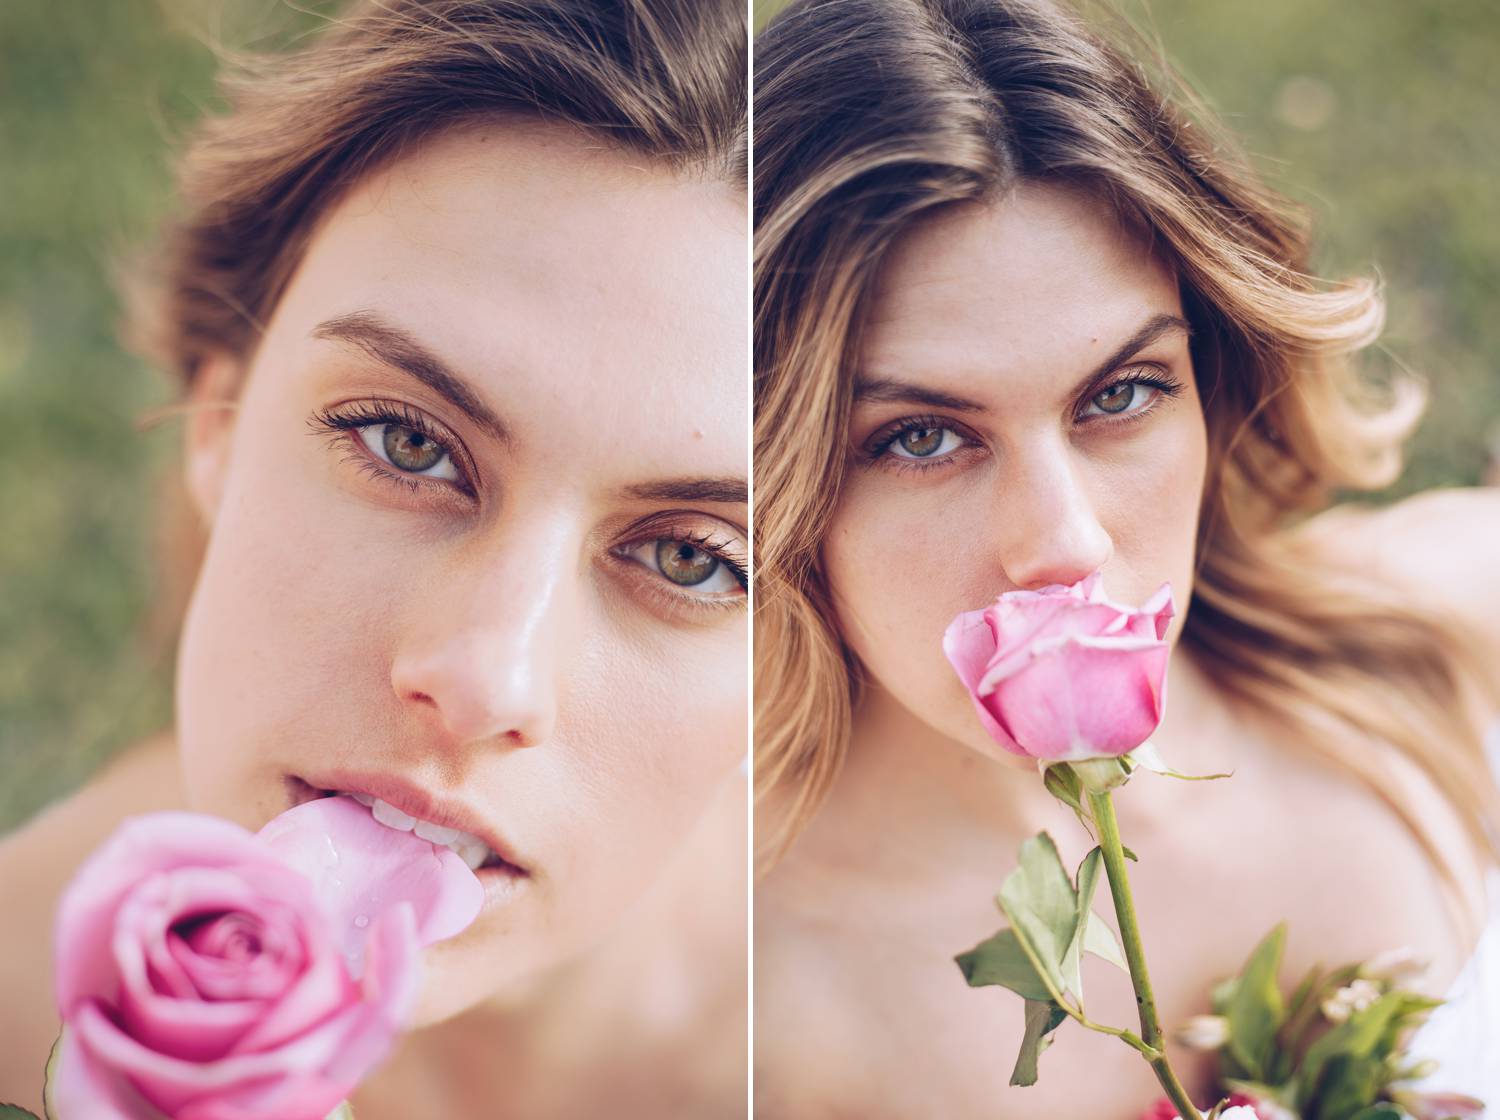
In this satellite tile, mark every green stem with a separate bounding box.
[1087,788,1201,1120]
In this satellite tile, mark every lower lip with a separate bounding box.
[283,776,530,913]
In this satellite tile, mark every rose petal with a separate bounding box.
[257,795,482,974]
[945,575,1175,760]
[72,979,396,1120]
[56,814,272,1013]
[52,1022,150,1120]
[111,865,324,1061]
[230,931,354,1054]
[981,600,1133,687]
[993,638,1169,760]
[942,608,1026,755]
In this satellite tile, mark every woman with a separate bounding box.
[0,1,748,1117]
[752,0,1500,1115]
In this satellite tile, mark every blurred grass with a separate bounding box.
[753,0,1500,492]
[0,2,327,833]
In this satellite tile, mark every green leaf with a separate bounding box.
[1225,924,1287,1082]
[1312,1053,1384,1120]
[1060,848,1104,1000]
[1010,1000,1068,1087]
[324,1103,356,1120]
[1347,1108,1402,1120]
[0,1105,42,1119]
[1042,764,1095,836]
[1120,845,1139,862]
[997,833,1078,998]
[1083,911,1127,971]
[1043,764,1083,813]
[1296,992,1406,1112]
[1129,740,1234,782]
[41,1033,61,1120]
[955,928,1054,1002]
[1061,847,1127,982]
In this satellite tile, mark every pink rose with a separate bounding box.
[943,573,1174,762]
[53,797,483,1120]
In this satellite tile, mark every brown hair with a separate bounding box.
[128,0,746,658]
[753,0,1499,916]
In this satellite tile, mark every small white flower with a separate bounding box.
[1320,977,1381,1022]
[1171,1105,1264,1120]
[1174,1014,1231,1050]
[1360,946,1430,985]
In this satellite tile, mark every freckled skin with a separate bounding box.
[0,122,748,1119]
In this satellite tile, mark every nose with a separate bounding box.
[389,520,577,750]
[996,438,1113,591]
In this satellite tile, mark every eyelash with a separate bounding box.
[308,400,748,613]
[308,399,477,497]
[612,528,750,616]
[864,368,1184,474]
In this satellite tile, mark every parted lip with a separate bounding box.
[287,771,530,877]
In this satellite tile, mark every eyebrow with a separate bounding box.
[623,477,748,504]
[853,311,1192,411]
[310,310,509,443]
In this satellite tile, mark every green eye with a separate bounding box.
[1092,384,1136,414]
[382,424,445,472]
[898,427,946,457]
[616,535,746,599]
[655,540,720,586]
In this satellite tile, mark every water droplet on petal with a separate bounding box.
[353,914,369,929]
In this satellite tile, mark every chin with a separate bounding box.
[409,950,501,1026]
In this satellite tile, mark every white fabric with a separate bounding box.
[1403,724,1500,1102]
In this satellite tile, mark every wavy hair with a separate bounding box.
[753,0,1499,925]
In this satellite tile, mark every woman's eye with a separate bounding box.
[889,425,964,460]
[355,422,461,483]
[620,538,744,594]
[1082,381,1158,419]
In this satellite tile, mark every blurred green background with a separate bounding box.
[0,2,329,834]
[1,2,1497,833]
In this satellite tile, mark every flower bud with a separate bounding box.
[1359,946,1430,986]
[1174,1014,1231,1050]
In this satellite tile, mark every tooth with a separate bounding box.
[372,798,416,831]
[414,820,462,846]
[457,840,488,871]
[350,792,375,807]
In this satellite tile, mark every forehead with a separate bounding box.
[264,120,747,472]
[861,182,1181,380]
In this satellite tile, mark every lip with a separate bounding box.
[285,772,530,880]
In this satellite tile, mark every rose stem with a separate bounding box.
[1087,788,1201,1120]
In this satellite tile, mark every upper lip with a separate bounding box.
[295,769,529,876]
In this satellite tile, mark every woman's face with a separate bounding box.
[175,122,747,1021]
[824,181,1207,764]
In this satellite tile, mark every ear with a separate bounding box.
[183,350,245,526]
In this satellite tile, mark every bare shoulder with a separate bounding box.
[1303,487,1500,662]
[754,868,911,1120]
[0,734,183,1112]
[753,883,854,1118]
[1219,714,1480,993]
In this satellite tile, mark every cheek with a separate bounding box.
[571,620,745,840]
[1098,407,1208,632]
[822,479,995,737]
[176,428,393,819]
